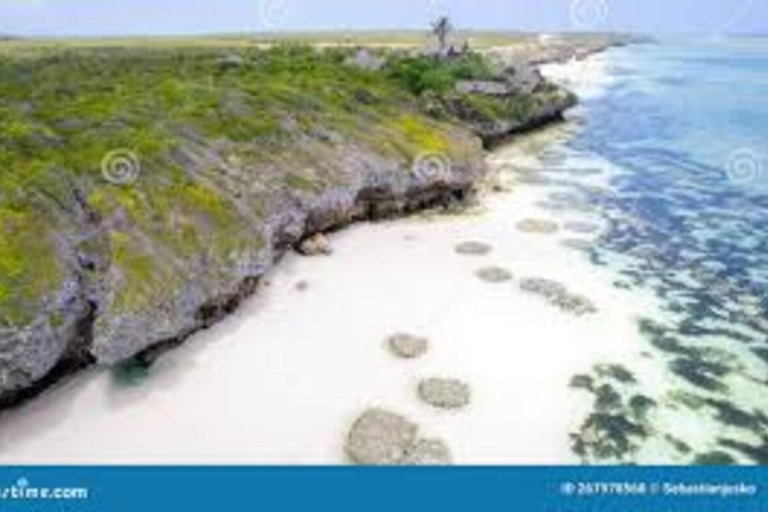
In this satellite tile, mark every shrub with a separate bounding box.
[384,52,496,96]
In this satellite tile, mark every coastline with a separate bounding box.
[0,47,646,464]
[0,38,627,413]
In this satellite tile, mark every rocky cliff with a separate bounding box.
[0,44,576,409]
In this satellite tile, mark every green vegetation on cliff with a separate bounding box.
[0,44,490,329]
[383,52,576,133]
[385,53,497,95]
[0,40,579,386]
[0,34,589,405]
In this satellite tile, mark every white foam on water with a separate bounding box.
[541,53,616,101]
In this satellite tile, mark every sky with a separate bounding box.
[0,0,766,37]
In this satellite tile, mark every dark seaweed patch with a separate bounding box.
[705,399,768,434]
[569,374,595,392]
[668,358,729,393]
[664,435,692,455]
[571,413,647,462]
[596,364,637,384]
[568,73,768,463]
[718,437,768,465]
[595,384,623,412]
[752,347,768,366]
[692,451,737,466]
[629,395,657,421]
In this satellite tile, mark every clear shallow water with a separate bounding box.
[545,40,768,464]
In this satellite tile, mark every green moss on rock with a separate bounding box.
[0,205,62,326]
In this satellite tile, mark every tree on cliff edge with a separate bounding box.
[431,16,453,55]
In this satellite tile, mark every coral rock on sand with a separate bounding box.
[476,266,513,283]
[346,408,453,465]
[455,241,493,256]
[519,277,598,316]
[516,219,560,234]
[297,234,333,256]
[387,333,429,359]
[401,439,453,465]
[418,378,472,410]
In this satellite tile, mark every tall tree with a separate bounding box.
[431,16,453,54]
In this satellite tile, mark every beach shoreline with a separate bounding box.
[0,47,661,465]
[0,36,632,409]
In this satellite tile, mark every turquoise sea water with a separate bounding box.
[560,40,768,464]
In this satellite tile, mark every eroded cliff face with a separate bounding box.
[0,127,487,408]
[87,127,486,368]
[0,45,575,408]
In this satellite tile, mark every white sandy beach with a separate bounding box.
[0,54,667,465]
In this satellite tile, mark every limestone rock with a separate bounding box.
[455,241,493,256]
[476,266,513,283]
[504,66,545,95]
[345,408,454,465]
[297,234,333,256]
[346,408,418,465]
[401,439,453,465]
[516,218,560,234]
[387,333,429,359]
[418,378,471,409]
[345,49,385,71]
[455,80,513,96]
